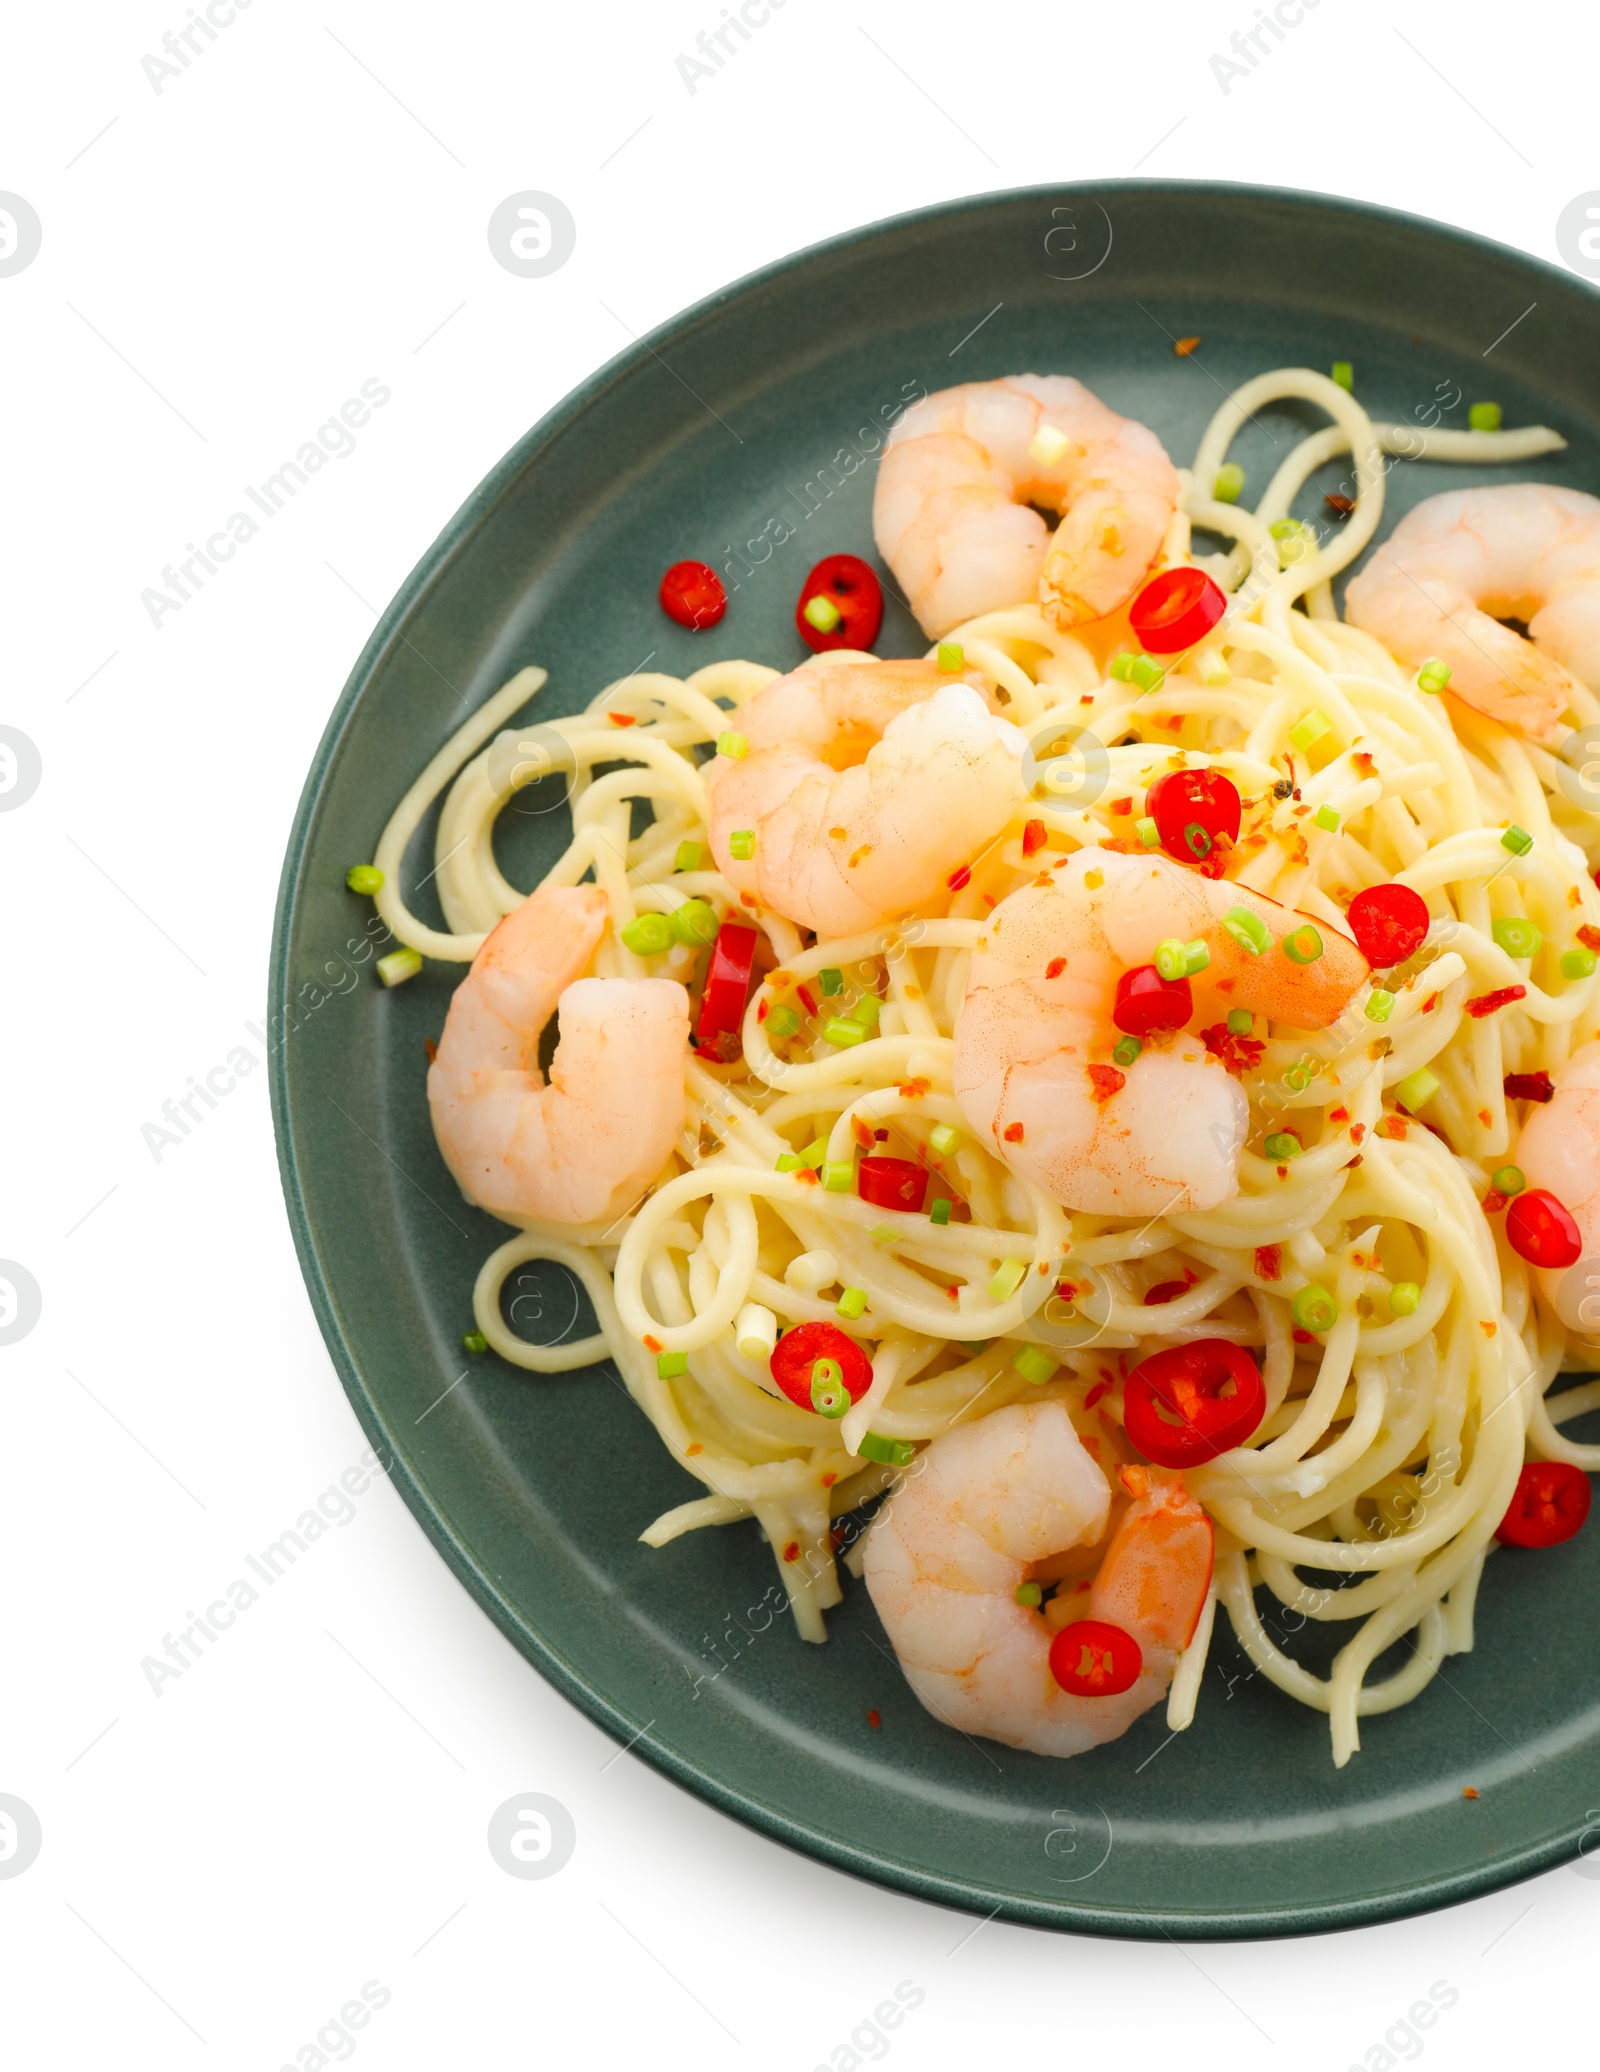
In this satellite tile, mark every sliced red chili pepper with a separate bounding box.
[856,1157,928,1214]
[694,923,758,1052]
[659,560,727,630]
[769,1322,872,1410]
[1505,1188,1582,1269]
[1129,567,1228,655]
[1048,1618,1142,1696]
[1114,963,1193,1035]
[796,553,884,653]
[1345,883,1429,968]
[1504,1071,1555,1103]
[1496,1460,1591,1548]
[1123,1339,1266,1468]
[1466,985,1527,1019]
[1146,767,1241,869]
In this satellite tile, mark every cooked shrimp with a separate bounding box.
[706,657,1025,935]
[1345,485,1600,739]
[1513,1040,1600,1335]
[428,883,689,1226]
[954,849,1368,1215]
[863,1401,1213,1756]
[872,375,1181,639]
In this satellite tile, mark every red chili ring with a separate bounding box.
[695,922,758,1054]
[659,560,727,630]
[1504,1188,1583,1270]
[1048,1618,1143,1697]
[1145,767,1241,870]
[1496,1460,1592,1548]
[1123,1339,1267,1468]
[769,1322,873,1410]
[1129,567,1228,655]
[1345,883,1430,969]
[796,553,884,653]
[1113,964,1194,1036]
[856,1157,928,1214]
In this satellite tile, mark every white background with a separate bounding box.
[5,1,1599,2065]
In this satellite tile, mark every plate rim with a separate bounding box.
[270,176,1599,1938]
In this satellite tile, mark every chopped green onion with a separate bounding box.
[775,1152,801,1173]
[1110,651,1137,683]
[1282,924,1324,966]
[1492,916,1542,959]
[1388,1282,1421,1317]
[928,1123,962,1156]
[1284,1063,1313,1092]
[937,641,965,671]
[1015,1581,1043,1607]
[766,1004,801,1039]
[868,1223,898,1243]
[988,1259,1028,1302]
[728,829,756,861]
[836,1286,868,1320]
[1271,518,1316,567]
[1182,938,1210,976]
[1136,815,1160,849]
[822,1160,854,1193]
[1221,905,1271,956]
[1396,1067,1440,1113]
[852,995,881,1029]
[735,1303,778,1360]
[674,840,704,872]
[822,1016,868,1048]
[1013,1344,1058,1387]
[1130,654,1166,694]
[377,948,421,988]
[810,1360,849,1417]
[1113,1035,1142,1067]
[345,863,384,895]
[462,1329,488,1353]
[716,730,748,759]
[819,966,843,995]
[1331,360,1354,391]
[799,1138,828,1168]
[1365,989,1395,1023]
[1155,938,1189,981]
[1416,658,1451,694]
[1469,401,1503,432]
[803,594,841,633]
[621,912,673,955]
[1291,1283,1339,1333]
[1194,645,1232,687]
[1213,462,1245,504]
[668,898,719,946]
[1563,946,1598,979]
[1501,824,1533,856]
[1492,1165,1526,1198]
[1264,1132,1301,1161]
[1313,804,1340,833]
[1227,1009,1253,1036]
[1288,709,1332,754]
[858,1431,915,1467]
[656,1350,688,1378]
[930,1197,952,1225]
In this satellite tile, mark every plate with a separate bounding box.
[271,181,1600,1936]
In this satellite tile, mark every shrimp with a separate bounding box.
[1513,1040,1600,1336]
[1345,485,1600,739]
[953,849,1368,1216]
[428,883,689,1226]
[872,375,1181,639]
[863,1401,1213,1756]
[706,657,1025,936]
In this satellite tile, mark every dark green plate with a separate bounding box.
[271,182,1600,1937]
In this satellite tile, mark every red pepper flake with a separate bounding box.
[643,1335,663,1354]
[1420,992,1439,1014]
[1255,1244,1282,1281]
[1481,1321,1498,1338]
[1464,983,1527,1019]
[1022,819,1047,857]
[1084,1380,1111,1408]
[946,1286,961,1301]
[795,1167,820,1186]
[1087,1064,1125,1101]
[1174,335,1201,357]
[1120,1462,1152,1496]
[1292,1328,1316,1345]
[867,1708,882,1729]
[1483,1189,1507,1215]
[1350,1122,1365,1144]
[757,998,769,1022]
[874,1128,889,1142]
[1046,957,1066,979]
[1329,1105,1349,1124]
[947,864,972,892]
[1580,925,1600,954]
[1504,1071,1555,1103]
[1324,493,1356,518]
[821,1470,837,1488]
[1108,797,1132,816]
[1143,1279,1190,1305]
[1003,1121,1024,1143]
[424,1036,438,1063]
[607,710,638,726]
[898,1077,931,1099]
[797,984,820,1016]
[1463,1786,1480,1800]
[851,1116,876,1151]
[1199,1022,1266,1077]
[982,892,997,908]
[1378,1114,1409,1139]
[782,1541,800,1562]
